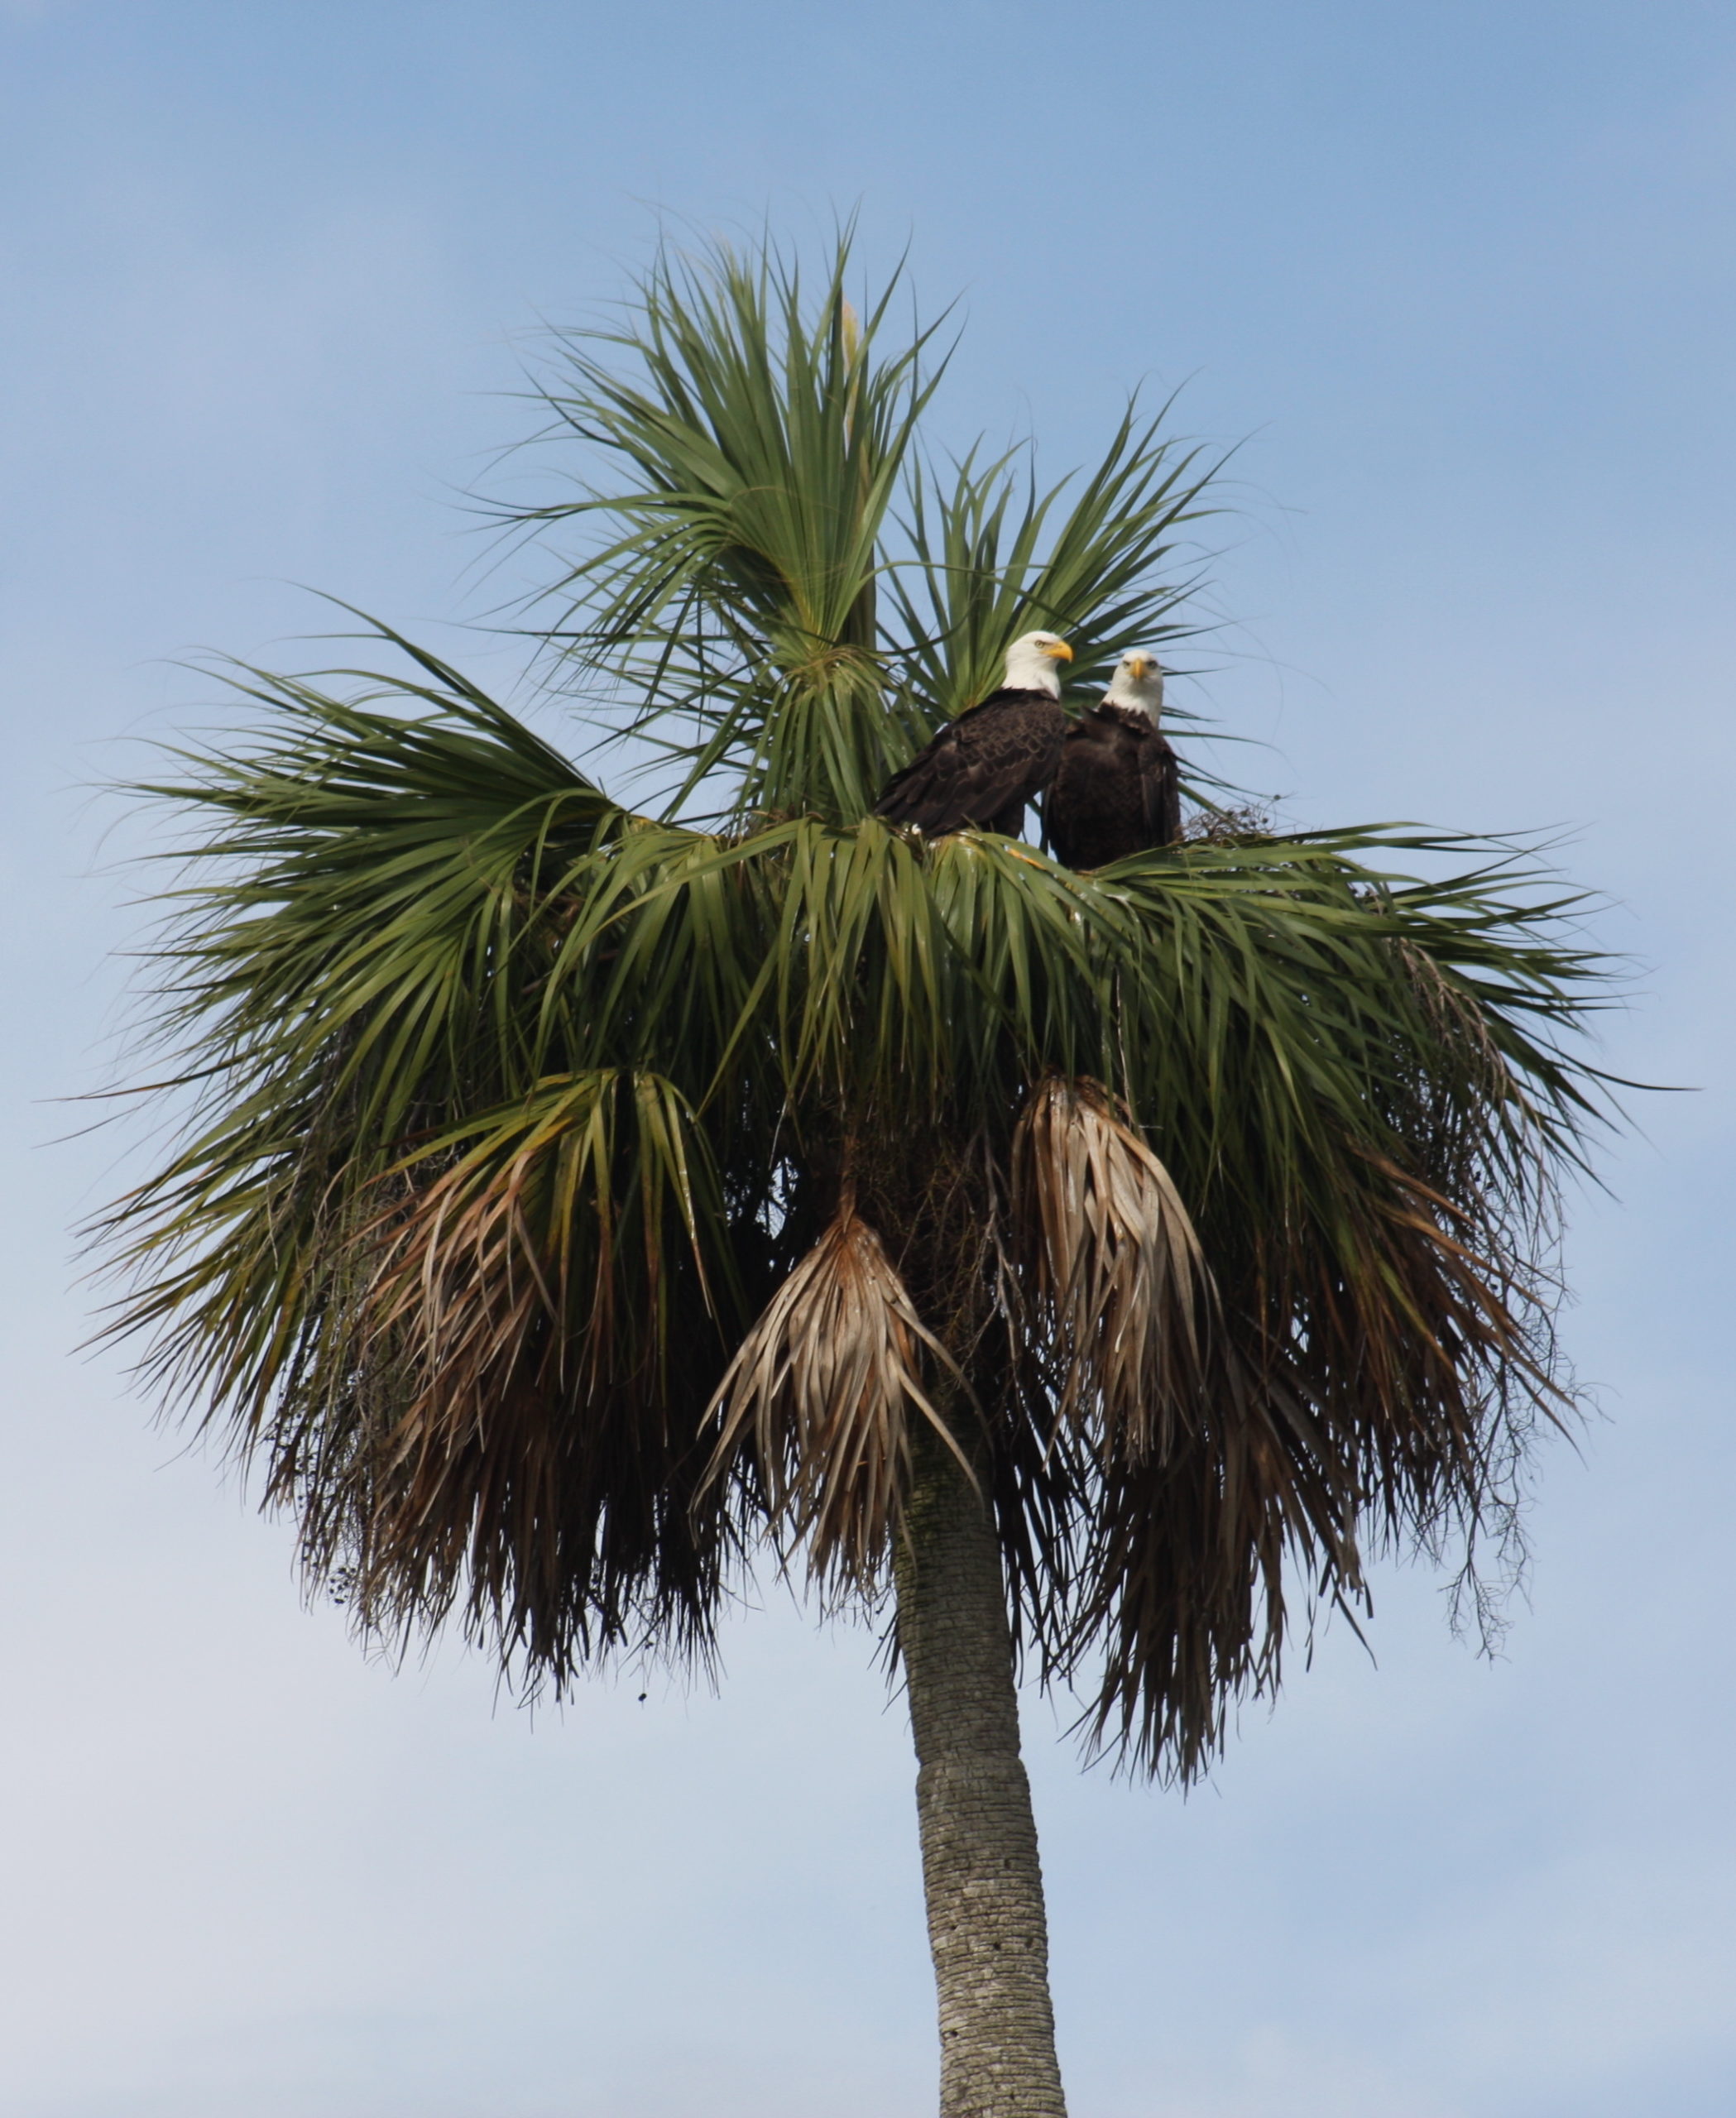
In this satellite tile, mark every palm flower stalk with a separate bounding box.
[95,231,1616,2118]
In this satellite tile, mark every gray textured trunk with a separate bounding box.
[894,1426,1068,2118]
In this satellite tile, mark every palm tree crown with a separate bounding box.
[102,231,1612,1778]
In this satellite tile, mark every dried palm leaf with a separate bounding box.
[1011,1076,1214,1459]
[293,1070,739,1676]
[1073,1134,1565,1779]
[703,1200,971,1589]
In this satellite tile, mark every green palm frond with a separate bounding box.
[504,231,949,822]
[885,405,1222,733]
[98,649,765,1670]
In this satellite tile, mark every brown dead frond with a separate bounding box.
[1011,1076,1215,1459]
[703,1200,972,1591]
[1072,1129,1568,1780]
[1074,1353,1359,1780]
[288,1074,736,1681]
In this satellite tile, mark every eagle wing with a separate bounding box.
[873,690,1068,836]
[1139,726,1182,848]
[1045,706,1182,869]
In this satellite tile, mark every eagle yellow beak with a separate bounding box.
[1128,654,1150,679]
[1044,640,1074,663]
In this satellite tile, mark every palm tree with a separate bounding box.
[98,232,1614,2118]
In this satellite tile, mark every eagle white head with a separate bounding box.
[1003,630,1074,697]
[1105,649,1164,721]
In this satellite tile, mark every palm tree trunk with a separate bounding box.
[894,1422,1068,2118]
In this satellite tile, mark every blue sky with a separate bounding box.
[2,3,1733,2114]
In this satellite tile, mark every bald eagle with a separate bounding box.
[873,631,1073,837]
[1044,650,1180,869]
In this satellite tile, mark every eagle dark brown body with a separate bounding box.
[1045,703,1181,869]
[873,688,1069,839]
